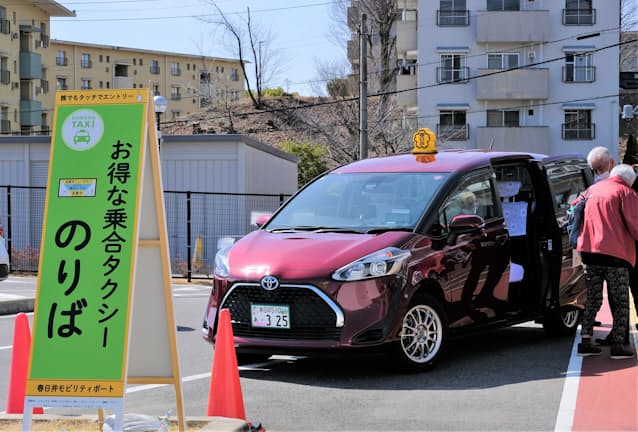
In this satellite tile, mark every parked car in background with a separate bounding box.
[0,227,9,281]
[202,130,593,371]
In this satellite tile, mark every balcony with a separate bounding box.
[396,74,416,107]
[562,66,596,83]
[1,69,9,84]
[476,68,549,100]
[20,99,42,126]
[437,124,469,141]
[19,52,42,80]
[477,10,549,43]
[40,80,49,93]
[437,10,469,27]
[476,126,550,153]
[114,76,133,88]
[395,19,417,56]
[563,9,596,25]
[562,124,596,140]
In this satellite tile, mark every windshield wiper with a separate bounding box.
[366,227,414,234]
[268,226,365,234]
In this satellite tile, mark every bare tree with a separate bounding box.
[200,1,280,109]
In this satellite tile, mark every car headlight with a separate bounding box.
[214,245,232,277]
[332,247,411,281]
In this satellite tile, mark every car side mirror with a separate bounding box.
[449,214,484,231]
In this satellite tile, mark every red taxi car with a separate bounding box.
[202,136,592,371]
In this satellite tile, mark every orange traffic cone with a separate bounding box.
[206,308,246,420]
[6,313,43,414]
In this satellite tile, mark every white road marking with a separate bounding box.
[554,330,582,432]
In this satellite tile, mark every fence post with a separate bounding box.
[186,191,192,283]
[6,186,11,264]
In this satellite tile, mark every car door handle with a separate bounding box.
[495,234,509,245]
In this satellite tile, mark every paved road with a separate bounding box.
[1,275,637,431]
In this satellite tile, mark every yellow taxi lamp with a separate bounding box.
[412,128,437,162]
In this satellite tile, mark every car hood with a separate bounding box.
[227,230,414,281]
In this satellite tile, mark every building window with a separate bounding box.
[230,67,239,81]
[487,0,520,11]
[171,62,181,76]
[487,109,520,127]
[153,84,160,95]
[487,53,519,69]
[438,54,468,83]
[99,81,103,88]
[133,58,136,66]
[187,64,190,71]
[150,60,160,74]
[139,59,143,66]
[99,55,103,63]
[438,0,469,26]
[56,51,67,66]
[563,52,595,82]
[438,110,468,141]
[563,0,595,25]
[106,55,110,63]
[563,109,595,139]
[56,77,67,90]
[81,78,91,90]
[81,53,92,69]
[171,86,181,100]
[106,81,110,89]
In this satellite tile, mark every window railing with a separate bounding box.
[80,59,92,68]
[0,69,9,84]
[436,67,469,84]
[56,57,68,66]
[58,83,68,90]
[562,66,596,83]
[150,65,160,74]
[437,124,469,141]
[562,8,596,25]
[171,67,181,77]
[41,80,49,93]
[171,93,182,101]
[39,35,49,48]
[562,123,595,140]
[437,10,469,26]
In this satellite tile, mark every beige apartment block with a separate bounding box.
[0,0,244,136]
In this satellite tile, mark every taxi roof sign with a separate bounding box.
[412,128,437,155]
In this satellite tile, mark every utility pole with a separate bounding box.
[359,13,368,160]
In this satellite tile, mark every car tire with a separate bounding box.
[542,306,582,336]
[393,293,448,372]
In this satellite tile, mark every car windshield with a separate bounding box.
[266,172,448,233]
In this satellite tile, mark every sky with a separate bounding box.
[50,0,345,96]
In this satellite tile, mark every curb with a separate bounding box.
[0,414,250,431]
[0,298,34,315]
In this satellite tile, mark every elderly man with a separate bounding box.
[577,164,638,359]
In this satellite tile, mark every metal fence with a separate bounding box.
[0,185,289,281]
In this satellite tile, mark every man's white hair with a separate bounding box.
[610,164,637,187]
[587,146,612,167]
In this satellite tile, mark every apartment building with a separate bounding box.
[0,1,245,136]
[355,0,622,158]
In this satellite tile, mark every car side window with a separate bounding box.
[437,176,497,233]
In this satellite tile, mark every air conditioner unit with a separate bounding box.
[528,51,536,62]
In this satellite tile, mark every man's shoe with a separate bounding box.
[577,342,602,356]
[594,335,612,346]
[610,344,634,359]
[594,320,602,327]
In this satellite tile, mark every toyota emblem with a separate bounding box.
[260,275,279,291]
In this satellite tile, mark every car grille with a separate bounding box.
[220,284,342,340]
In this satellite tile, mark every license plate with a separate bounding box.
[250,304,290,329]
